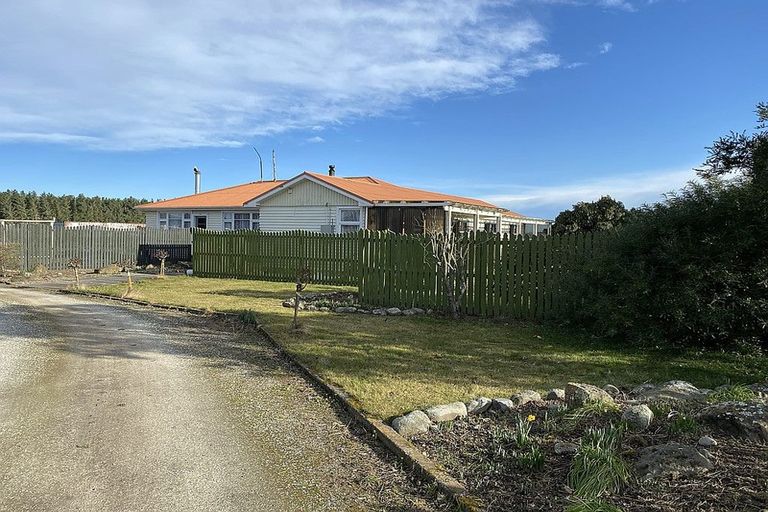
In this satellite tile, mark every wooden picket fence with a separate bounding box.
[0,222,192,271]
[193,229,609,319]
[358,230,608,319]
[193,230,360,286]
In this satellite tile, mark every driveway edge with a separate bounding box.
[57,289,483,511]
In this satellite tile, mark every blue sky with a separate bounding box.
[0,0,765,218]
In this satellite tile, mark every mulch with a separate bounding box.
[411,401,768,511]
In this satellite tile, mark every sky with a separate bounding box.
[0,0,765,219]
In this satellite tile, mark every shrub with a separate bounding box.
[707,384,756,403]
[558,103,768,351]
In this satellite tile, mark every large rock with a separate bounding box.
[546,388,565,401]
[510,390,542,406]
[492,398,515,414]
[424,402,467,422]
[697,400,768,442]
[554,441,578,455]
[391,410,431,437]
[634,443,713,481]
[334,306,357,313]
[565,382,615,407]
[385,307,402,316]
[466,397,492,415]
[635,380,708,402]
[622,404,654,431]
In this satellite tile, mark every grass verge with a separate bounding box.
[87,276,768,419]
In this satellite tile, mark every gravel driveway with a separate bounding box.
[0,286,438,512]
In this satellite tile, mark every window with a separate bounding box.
[338,207,362,233]
[158,212,187,229]
[509,224,519,236]
[523,223,536,235]
[452,220,469,234]
[537,224,550,236]
[224,211,260,230]
[484,222,497,233]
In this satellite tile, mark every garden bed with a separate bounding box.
[408,383,768,511]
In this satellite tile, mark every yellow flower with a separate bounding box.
[527,414,536,422]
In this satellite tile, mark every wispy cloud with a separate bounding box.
[599,41,614,54]
[306,136,325,144]
[0,1,568,151]
[481,166,698,215]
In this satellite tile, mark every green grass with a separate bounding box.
[707,384,756,403]
[87,276,768,419]
[568,425,629,499]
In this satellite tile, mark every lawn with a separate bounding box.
[87,276,768,419]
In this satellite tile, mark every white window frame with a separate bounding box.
[337,207,362,234]
[223,210,260,231]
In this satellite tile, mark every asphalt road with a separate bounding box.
[0,287,435,512]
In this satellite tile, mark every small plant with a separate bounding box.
[67,258,82,289]
[154,249,170,278]
[568,424,629,500]
[566,400,620,423]
[120,258,135,298]
[566,498,624,512]
[514,414,533,447]
[292,266,311,330]
[667,413,699,435]
[238,309,260,326]
[515,444,545,472]
[707,384,756,403]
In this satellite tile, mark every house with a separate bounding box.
[136,167,552,235]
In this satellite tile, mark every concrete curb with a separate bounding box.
[55,289,484,511]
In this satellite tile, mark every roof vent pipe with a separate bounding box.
[328,164,335,177]
[193,167,201,194]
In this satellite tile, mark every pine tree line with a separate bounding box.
[0,190,150,223]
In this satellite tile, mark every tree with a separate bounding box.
[154,249,170,278]
[552,196,628,235]
[420,213,470,319]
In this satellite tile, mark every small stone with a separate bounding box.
[317,307,330,312]
[282,300,293,308]
[492,398,515,413]
[305,304,317,311]
[466,397,492,415]
[424,402,467,422]
[546,388,565,401]
[622,404,654,431]
[510,390,542,406]
[603,384,621,397]
[636,380,707,402]
[391,410,431,438]
[334,306,357,313]
[565,382,615,408]
[634,443,714,482]
[372,308,387,316]
[697,401,768,442]
[402,308,418,316]
[698,436,717,447]
[411,308,426,315]
[554,441,578,455]
[385,307,402,316]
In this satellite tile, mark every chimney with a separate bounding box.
[328,164,336,177]
[193,167,201,194]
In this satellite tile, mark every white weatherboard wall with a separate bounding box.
[256,178,361,232]
[144,211,158,229]
[259,206,339,232]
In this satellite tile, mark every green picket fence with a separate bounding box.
[358,230,608,319]
[193,230,360,286]
[192,229,608,319]
[0,223,192,271]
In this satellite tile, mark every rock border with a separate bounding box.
[54,288,482,511]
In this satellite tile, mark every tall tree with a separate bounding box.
[552,195,628,235]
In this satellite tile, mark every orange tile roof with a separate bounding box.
[136,180,285,209]
[300,172,501,209]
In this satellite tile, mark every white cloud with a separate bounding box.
[480,166,699,215]
[599,41,614,54]
[0,1,565,150]
[306,136,325,144]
